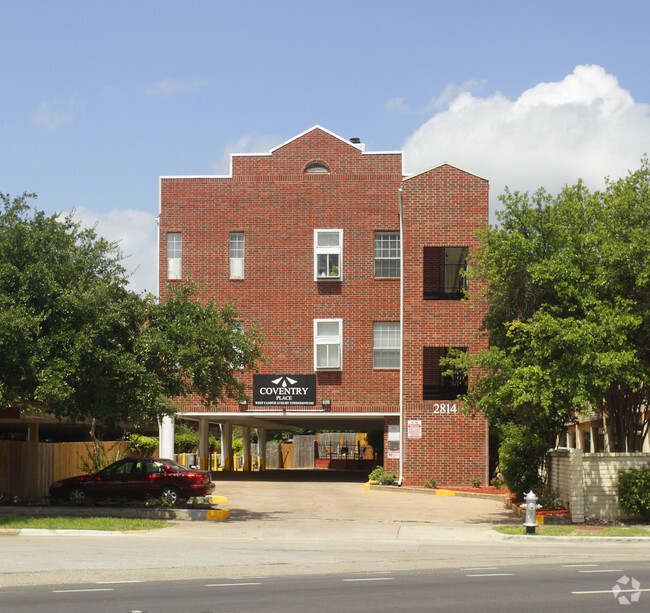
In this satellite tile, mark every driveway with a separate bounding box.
[162,470,517,544]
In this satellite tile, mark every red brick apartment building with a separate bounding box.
[158,126,489,486]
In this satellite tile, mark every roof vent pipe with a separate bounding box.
[350,137,361,144]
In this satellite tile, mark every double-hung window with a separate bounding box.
[314,229,342,280]
[167,232,182,280]
[373,322,400,368]
[229,232,245,279]
[314,319,342,370]
[374,232,400,278]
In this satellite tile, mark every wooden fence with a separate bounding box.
[0,440,131,502]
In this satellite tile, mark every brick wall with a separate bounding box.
[160,127,489,486]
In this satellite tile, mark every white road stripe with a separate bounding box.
[205,582,262,587]
[343,577,394,582]
[578,569,623,573]
[466,573,514,577]
[573,588,650,595]
[96,580,143,585]
[53,588,114,593]
[562,564,600,567]
[461,567,501,571]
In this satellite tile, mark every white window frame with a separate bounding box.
[314,229,342,280]
[229,232,245,279]
[314,318,342,370]
[374,231,401,278]
[373,322,400,369]
[167,232,182,280]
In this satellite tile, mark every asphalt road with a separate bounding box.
[2,564,650,612]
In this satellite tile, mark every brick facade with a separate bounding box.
[159,126,488,486]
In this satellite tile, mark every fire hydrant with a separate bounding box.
[520,490,542,534]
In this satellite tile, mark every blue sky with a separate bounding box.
[2,0,649,295]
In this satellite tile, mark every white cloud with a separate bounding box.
[400,65,650,220]
[33,97,84,132]
[143,77,209,96]
[69,207,158,296]
[211,133,283,174]
[386,80,486,114]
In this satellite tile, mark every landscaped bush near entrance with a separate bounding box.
[368,466,396,485]
[498,424,548,500]
[618,464,650,521]
[129,434,159,457]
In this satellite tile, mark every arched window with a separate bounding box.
[305,161,329,174]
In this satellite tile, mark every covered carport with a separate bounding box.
[158,410,390,473]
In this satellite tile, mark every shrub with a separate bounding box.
[129,434,159,457]
[378,471,396,485]
[618,465,650,521]
[368,466,397,485]
[498,424,548,500]
[470,477,482,488]
[537,486,563,511]
[175,432,199,453]
[175,423,199,453]
[425,478,438,489]
[490,477,502,489]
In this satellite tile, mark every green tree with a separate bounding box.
[141,282,264,408]
[446,159,650,452]
[0,193,264,432]
[0,192,162,426]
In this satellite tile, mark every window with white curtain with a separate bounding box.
[314,319,342,370]
[229,232,245,279]
[314,229,342,280]
[167,232,182,280]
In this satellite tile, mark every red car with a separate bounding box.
[49,457,215,506]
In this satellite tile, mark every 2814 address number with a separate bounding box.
[431,403,457,414]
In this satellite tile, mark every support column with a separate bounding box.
[590,426,598,452]
[576,426,586,451]
[198,418,210,471]
[257,428,267,471]
[221,422,233,471]
[603,415,612,452]
[566,427,575,449]
[159,415,175,460]
[242,426,252,471]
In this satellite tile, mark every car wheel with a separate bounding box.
[159,485,181,506]
[68,487,89,505]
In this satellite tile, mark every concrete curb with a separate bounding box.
[365,482,509,502]
[495,531,650,542]
[0,495,230,522]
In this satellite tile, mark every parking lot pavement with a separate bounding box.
[151,472,516,542]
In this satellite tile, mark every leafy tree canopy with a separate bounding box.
[141,282,264,409]
[0,193,264,429]
[448,159,650,451]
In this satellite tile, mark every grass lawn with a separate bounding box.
[0,515,169,531]
[495,524,650,537]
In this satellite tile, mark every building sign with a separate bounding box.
[387,424,400,442]
[253,374,316,406]
[408,420,422,439]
